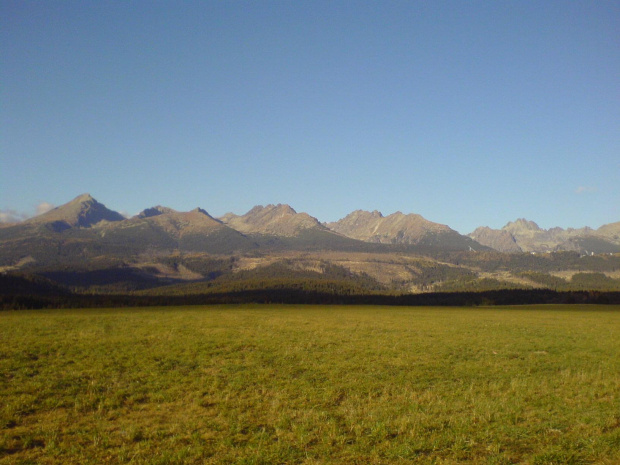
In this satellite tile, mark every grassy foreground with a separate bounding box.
[1,305,619,464]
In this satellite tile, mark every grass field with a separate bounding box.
[1,305,619,464]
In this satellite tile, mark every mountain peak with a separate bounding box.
[273,204,297,215]
[337,210,384,224]
[138,206,176,218]
[221,204,322,236]
[327,209,463,247]
[503,218,541,232]
[28,194,125,230]
[72,193,95,203]
[248,204,298,216]
[189,207,220,222]
[191,207,209,216]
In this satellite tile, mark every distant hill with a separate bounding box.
[326,210,484,251]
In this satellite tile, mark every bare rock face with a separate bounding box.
[220,204,325,236]
[468,227,522,253]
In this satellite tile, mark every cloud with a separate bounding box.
[36,202,55,215]
[575,186,597,194]
[0,209,29,223]
[0,201,56,223]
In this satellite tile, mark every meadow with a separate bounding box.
[1,305,619,464]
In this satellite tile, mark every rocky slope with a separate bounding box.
[220,204,326,236]
[468,226,522,253]
[326,210,483,251]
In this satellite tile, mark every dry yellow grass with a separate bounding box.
[1,305,619,464]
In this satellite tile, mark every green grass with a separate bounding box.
[1,305,619,464]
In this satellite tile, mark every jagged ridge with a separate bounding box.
[326,210,482,251]
[469,219,620,254]
[220,204,326,236]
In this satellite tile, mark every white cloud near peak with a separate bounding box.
[0,209,29,223]
[36,202,55,215]
[0,201,56,223]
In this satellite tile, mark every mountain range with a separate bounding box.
[469,219,620,254]
[3,193,618,255]
[0,194,491,265]
[1,194,619,298]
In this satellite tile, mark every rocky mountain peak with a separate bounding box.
[191,207,212,216]
[503,218,541,233]
[262,204,298,216]
[219,212,239,223]
[72,193,95,204]
[220,204,323,236]
[334,210,384,226]
[188,207,221,223]
[327,209,468,248]
[598,221,620,241]
[138,206,176,218]
[468,226,521,253]
[28,194,125,229]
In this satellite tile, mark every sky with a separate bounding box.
[1,1,619,233]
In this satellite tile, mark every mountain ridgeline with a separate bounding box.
[469,219,620,254]
[0,194,493,266]
[1,194,620,304]
[326,210,483,250]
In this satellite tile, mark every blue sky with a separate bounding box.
[2,1,618,233]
